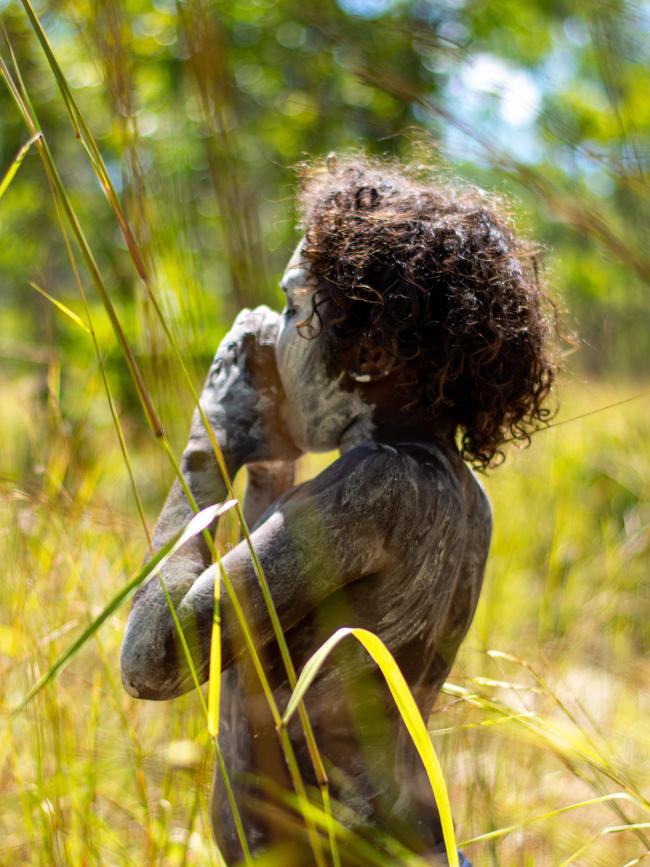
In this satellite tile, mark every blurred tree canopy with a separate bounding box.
[0,0,648,423]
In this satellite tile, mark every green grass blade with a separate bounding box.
[281,627,460,867]
[0,55,163,438]
[46,190,152,545]
[29,281,91,333]
[0,132,40,199]
[320,782,342,867]
[9,10,335,852]
[18,0,148,280]
[459,792,633,847]
[160,447,327,866]
[248,776,432,867]
[607,824,650,834]
[13,500,236,714]
[556,831,604,867]
[6,17,332,860]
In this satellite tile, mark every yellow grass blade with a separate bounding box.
[207,557,223,737]
[0,132,40,199]
[29,282,91,333]
[281,627,460,867]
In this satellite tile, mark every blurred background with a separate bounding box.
[1,1,649,865]
[2,0,649,390]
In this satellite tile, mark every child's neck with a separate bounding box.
[374,412,456,447]
[339,407,456,453]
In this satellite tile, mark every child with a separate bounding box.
[121,157,557,865]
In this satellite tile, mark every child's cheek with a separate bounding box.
[275,322,316,449]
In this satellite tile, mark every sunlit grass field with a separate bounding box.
[2,372,649,866]
[2,4,649,862]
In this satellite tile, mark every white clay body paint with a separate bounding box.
[275,240,376,453]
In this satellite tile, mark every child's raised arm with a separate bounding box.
[120,306,299,697]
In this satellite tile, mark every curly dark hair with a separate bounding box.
[296,156,559,469]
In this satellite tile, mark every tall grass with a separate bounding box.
[1,5,457,864]
[3,368,650,864]
[1,3,649,865]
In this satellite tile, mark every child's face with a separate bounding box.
[275,240,375,453]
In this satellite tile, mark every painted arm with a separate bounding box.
[121,306,299,697]
[121,444,395,699]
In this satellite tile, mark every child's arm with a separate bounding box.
[121,306,299,695]
[120,443,404,700]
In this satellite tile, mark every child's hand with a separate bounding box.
[198,306,301,467]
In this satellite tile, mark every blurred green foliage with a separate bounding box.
[1,0,648,416]
[1,4,650,863]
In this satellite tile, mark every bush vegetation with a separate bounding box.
[1,1,649,864]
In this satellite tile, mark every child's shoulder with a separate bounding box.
[312,439,491,524]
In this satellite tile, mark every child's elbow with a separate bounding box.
[120,610,183,700]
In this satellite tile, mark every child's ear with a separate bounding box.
[348,335,396,383]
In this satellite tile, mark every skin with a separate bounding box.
[275,241,377,453]
[121,243,491,865]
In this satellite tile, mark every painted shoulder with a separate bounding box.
[254,439,491,543]
[315,439,489,526]
[341,438,489,497]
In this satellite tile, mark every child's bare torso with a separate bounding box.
[213,439,492,861]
